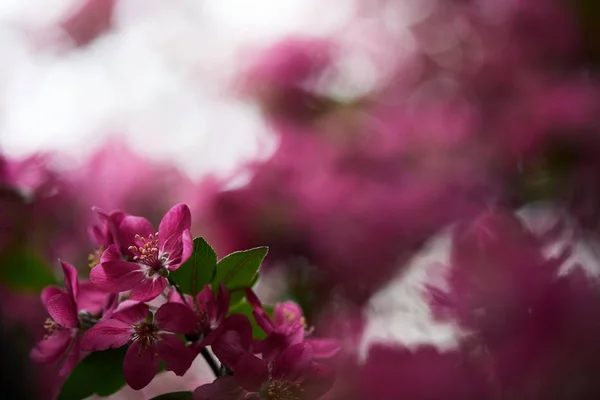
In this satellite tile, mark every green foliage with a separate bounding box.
[149,392,193,400]
[58,347,127,400]
[169,237,217,296]
[229,300,274,340]
[214,247,268,292]
[0,247,57,292]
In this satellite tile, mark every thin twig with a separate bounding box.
[200,347,221,377]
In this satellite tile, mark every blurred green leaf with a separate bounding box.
[169,237,217,296]
[229,300,273,340]
[214,247,268,291]
[0,248,57,292]
[58,347,127,400]
[149,392,193,400]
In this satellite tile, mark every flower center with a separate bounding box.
[131,322,160,354]
[129,233,165,269]
[264,379,304,400]
[88,247,103,268]
[43,318,62,339]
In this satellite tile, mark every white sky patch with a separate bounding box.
[0,0,357,179]
[359,230,461,362]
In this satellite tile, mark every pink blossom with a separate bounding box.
[246,290,339,362]
[80,301,196,390]
[194,343,335,400]
[89,204,193,302]
[168,283,230,350]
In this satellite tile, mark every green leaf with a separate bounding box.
[58,347,127,400]
[214,247,268,291]
[229,300,274,340]
[169,237,217,296]
[228,274,260,305]
[149,392,193,400]
[0,247,57,292]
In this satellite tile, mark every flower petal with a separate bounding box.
[300,363,336,399]
[41,286,63,308]
[154,302,197,334]
[77,281,110,315]
[306,338,341,359]
[272,342,312,382]
[90,261,144,292]
[233,354,269,392]
[47,293,78,329]
[156,334,195,375]
[112,302,149,324]
[59,336,81,376]
[129,277,168,302]
[212,330,249,370]
[60,260,79,300]
[123,340,160,390]
[30,329,72,365]
[80,319,133,351]
[100,244,121,263]
[119,215,155,248]
[193,376,246,400]
[158,204,191,247]
[169,288,194,307]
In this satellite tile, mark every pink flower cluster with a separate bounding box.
[29,204,339,398]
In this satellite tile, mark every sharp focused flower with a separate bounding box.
[194,342,335,400]
[80,301,197,390]
[89,204,193,302]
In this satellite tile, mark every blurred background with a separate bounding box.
[3,0,600,398]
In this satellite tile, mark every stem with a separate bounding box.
[200,348,221,377]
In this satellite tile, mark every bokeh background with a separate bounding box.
[3,0,600,398]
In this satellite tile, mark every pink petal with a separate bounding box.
[181,229,194,266]
[41,286,63,308]
[156,334,195,376]
[272,342,312,382]
[245,288,262,309]
[47,293,78,329]
[129,277,168,302]
[168,288,194,306]
[60,260,79,300]
[301,363,336,399]
[212,330,249,370]
[30,329,72,365]
[77,281,110,315]
[233,354,269,392]
[252,309,275,334]
[119,215,155,248]
[306,339,341,359]
[80,319,133,351]
[193,376,247,400]
[158,204,191,247]
[90,261,144,292]
[112,302,149,324]
[59,336,81,376]
[215,282,230,321]
[123,341,160,390]
[154,302,197,334]
[100,244,121,263]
